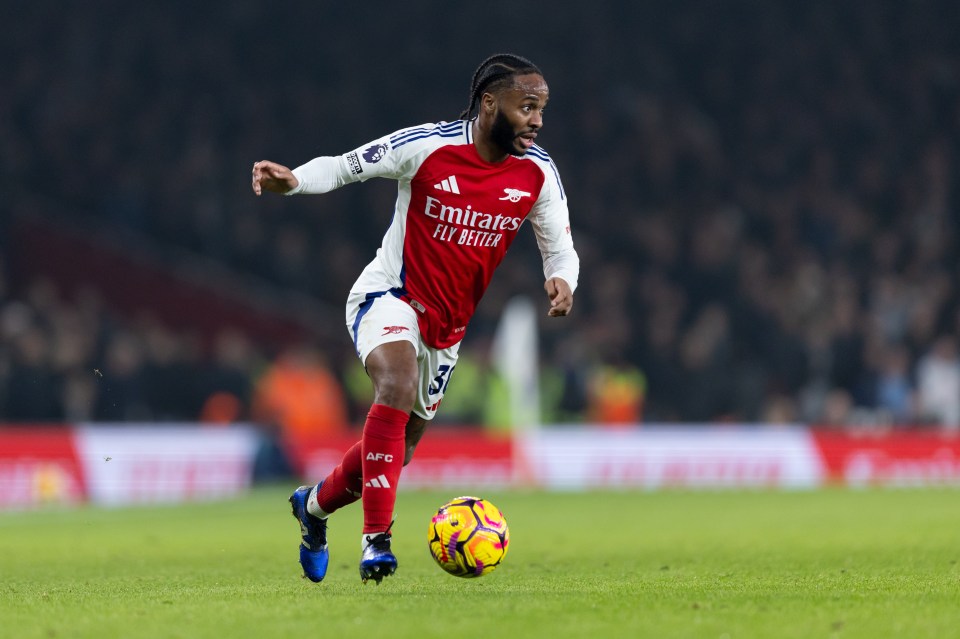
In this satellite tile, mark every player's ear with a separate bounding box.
[480,91,497,115]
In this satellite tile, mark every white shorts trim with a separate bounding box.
[345,291,460,420]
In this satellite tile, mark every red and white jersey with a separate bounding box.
[289,119,579,349]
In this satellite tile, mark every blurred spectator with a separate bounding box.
[249,343,348,480]
[915,335,960,430]
[251,344,348,444]
[761,393,799,425]
[545,340,592,424]
[586,358,646,427]
[4,1,960,430]
[868,343,917,425]
[140,319,201,421]
[199,328,260,424]
[676,304,736,421]
[820,389,855,428]
[93,331,149,421]
[5,327,63,421]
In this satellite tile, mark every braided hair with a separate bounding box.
[459,54,543,120]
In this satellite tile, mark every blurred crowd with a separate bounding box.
[3,1,960,430]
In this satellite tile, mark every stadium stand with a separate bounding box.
[3,1,959,428]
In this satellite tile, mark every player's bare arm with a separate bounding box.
[545,277,573,317]
[251,160,299,196]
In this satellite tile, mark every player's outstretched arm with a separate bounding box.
[545,277,574,317]
[251,160,299,196]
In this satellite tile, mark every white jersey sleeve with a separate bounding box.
[286,122,459,194]
[525,150,580,292]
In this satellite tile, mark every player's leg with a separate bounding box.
[294,292,457,583]
[289,291,413,584]
[362,339,418,529]
[341,292,422,583]
[290,474,339,582]
[356,340,418,583]
[291,441,365,582]
[353,310,461,583]
[308,342,427,519]
[291,408,413,583]
[404,414,428,466]
[312,441,364,514]
[307,409,423,523]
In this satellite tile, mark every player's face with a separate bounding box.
[489,73,549,157]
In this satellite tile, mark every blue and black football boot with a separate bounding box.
[359,522,397,584]
[289,484,329,583]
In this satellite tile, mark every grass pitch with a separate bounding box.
[2,487,959,639]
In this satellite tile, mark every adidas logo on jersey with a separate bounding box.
[434,175,461,194]
[364,474,391,489]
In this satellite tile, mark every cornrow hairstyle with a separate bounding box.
[459,54,543,120]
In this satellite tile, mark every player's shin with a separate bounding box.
[360,403,408,534]
[312,441,363,517]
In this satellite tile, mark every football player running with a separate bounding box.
[252,53,579,584]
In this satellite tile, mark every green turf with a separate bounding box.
[1,487,959,639]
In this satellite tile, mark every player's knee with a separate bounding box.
[367,342,419,412]
[374,373,418,412]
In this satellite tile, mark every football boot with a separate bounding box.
[289,484,329,583]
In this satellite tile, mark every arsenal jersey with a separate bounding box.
[288,119,580,349]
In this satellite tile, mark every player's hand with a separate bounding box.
[251,160,299,196]
[545,277,573,317]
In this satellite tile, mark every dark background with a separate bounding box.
[3,0,959,428]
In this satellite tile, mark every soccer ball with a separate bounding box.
[427,496,509,578]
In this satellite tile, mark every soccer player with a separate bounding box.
[251,54,579,584]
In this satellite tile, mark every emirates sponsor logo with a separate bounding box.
[423,195,521,231]
[423,195,521,249]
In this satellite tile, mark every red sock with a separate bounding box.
[315,441,363,515]
[361,403,408,534]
